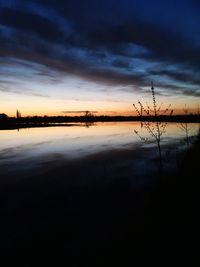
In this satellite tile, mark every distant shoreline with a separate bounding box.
[0,123,82,130]
[0,115,199,130]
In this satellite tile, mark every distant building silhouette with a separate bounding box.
[16,110,21,119]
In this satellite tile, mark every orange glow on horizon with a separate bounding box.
[2,107,199,118]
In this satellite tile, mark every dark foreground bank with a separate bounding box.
[0,135,200,266]
[154,132,200,265]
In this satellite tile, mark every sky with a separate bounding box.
[0,0,200,116]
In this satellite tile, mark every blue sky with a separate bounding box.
[0,0,200,116]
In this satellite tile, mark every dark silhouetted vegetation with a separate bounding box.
[177,105,193,147]
[133,82,173,164]
[0,113,200,130]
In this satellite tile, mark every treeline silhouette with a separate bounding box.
[0,114,200,130]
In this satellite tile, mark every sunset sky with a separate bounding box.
[0,0,200,116]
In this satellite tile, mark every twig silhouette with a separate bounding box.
[133,82,173,166]
[177,105,191,147]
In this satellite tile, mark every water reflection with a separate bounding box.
[0,122,199,184]
[0,121,199,264]
[177,121,193,148]
[134,121,169,170]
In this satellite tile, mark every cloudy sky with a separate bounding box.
[0,0,200,116]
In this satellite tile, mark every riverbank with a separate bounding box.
[148,132,200,264]
[0,114,200,130]
[0,122,82,130]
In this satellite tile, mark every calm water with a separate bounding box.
[0,121,199,264]
[0,121,198,185]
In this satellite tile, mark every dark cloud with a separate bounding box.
[87,20,200,70]
[111,59,131,69]
[182,89,200,97]
[191,0,200,8]
[0,7,64,41]
[152,83,200,98]
[150,69,200,85]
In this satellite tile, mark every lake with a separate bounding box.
[0,121,199,265]
[0,121,199,183]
